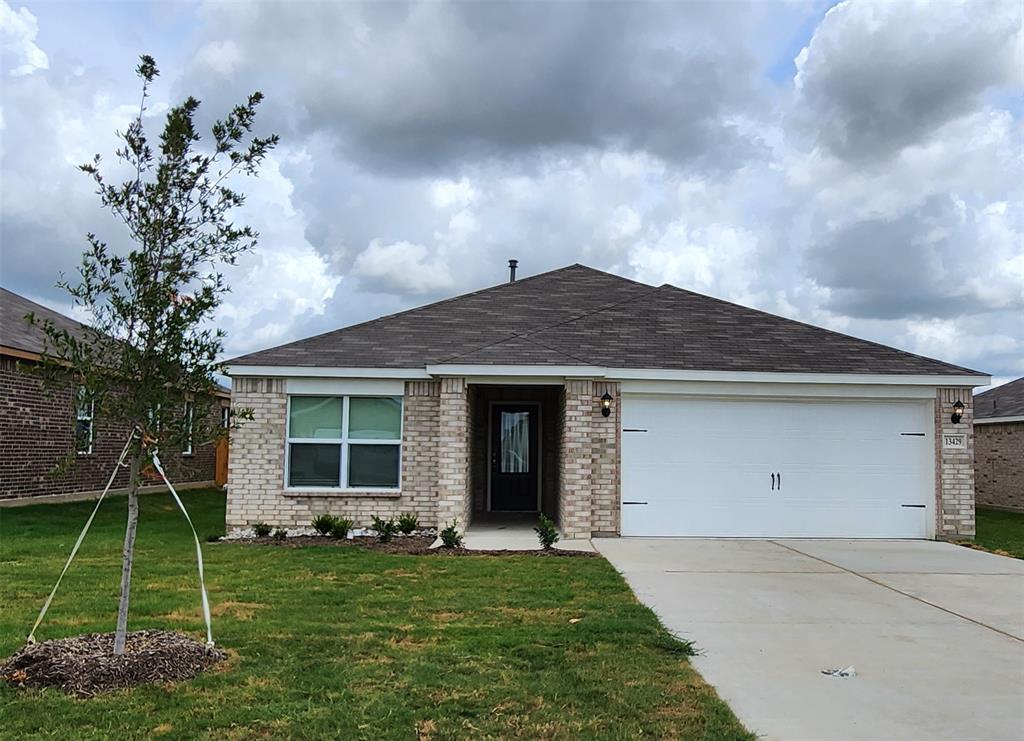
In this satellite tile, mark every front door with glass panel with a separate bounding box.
[489,404,539,511]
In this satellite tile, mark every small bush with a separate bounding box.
[252,522,272,538]
[397,513,419,535]
[534,514,560,550]
[372,516,398,543]
[439,520,463,549]
[205,533,222,543]
[272,528,287,541]
[311,514,336,536]
[330,518,354,539]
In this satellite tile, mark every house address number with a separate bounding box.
[942,434,966,449]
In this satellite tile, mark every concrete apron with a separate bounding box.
[595,538,1024,741]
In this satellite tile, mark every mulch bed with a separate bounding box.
[1,630,227,697]
[228,535,597,557]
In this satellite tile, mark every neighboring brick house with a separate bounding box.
[974,377,1024,512]
[0,288,229,503]
[224,263,989,540]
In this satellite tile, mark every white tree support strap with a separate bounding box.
[150,452,214,648]
[27,428,138,645]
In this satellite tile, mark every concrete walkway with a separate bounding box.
[461,520,595,552]
[596,538,1024,741]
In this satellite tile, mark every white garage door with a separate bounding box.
[621,396,934,538]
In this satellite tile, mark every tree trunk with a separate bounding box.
[113,452,142,655]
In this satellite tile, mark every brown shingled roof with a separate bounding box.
[0,287,88,357]
[975,377,1024,419]
[228,264,986,377]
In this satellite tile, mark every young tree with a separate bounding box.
[31,55,277,655]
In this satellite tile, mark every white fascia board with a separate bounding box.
[606,368,990,386]
[286,378,405,396]
[225,365,431,379]
[620,380,939,399]
[425,364,607,378]
[974,415,1024,425]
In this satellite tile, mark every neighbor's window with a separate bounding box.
[220,405,230,428]
[75,388,94,455]
[182,401,194,456]
[286,396,402,489]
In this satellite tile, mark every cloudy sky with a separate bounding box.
[1,0,1021,384]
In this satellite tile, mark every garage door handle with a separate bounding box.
[622,501,648,505]
[778,472,781,490]
[771,473,776,490]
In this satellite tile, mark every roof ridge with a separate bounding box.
[227,263,623,364]
[656,284,987,377]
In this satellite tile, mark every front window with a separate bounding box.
[286,396,402,489]
[75,388,94,455]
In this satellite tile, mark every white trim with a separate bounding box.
[75,389,94,456]
[607,368,988,386]
[228,365,430,379]
[182,401,194,456]
[286,377,405,395]
[284,394,403,492]
[487,401,542,513]
[230,362,989,388]
[620,380,938,399]
[974,415,1024,425]
[429,364,606,378]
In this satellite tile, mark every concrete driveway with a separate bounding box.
[595,538,1024,741]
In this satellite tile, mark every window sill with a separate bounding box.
[283,488,402,499]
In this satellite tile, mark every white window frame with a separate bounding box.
[75,388,94,456]
[220,405,231,428]
[183,401,194,456]
[284,395,403,492]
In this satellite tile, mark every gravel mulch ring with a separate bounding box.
[227,535,597,557]
[1,630,227,697]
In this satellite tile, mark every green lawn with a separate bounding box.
[975,506,1024,559]
[0,491,751,740]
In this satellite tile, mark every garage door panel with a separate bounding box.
[621,396,933,538]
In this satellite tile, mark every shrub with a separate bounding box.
[372,516,398,543]
[205,533,223,543]
[330,518,354,539]
[439,520,463,549]
[397,513,419,535]
[252,522,272,538]
[534,514,559,550]
[311,514,336,536]
[272,528,287,541]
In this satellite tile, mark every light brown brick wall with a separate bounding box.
[226,377,441,529]
[559,379,593,538]
[975,421,1024,511]
[436,377,471,530]
[591,381,621,536]
[935,388,976,538]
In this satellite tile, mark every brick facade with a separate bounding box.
[590,381,621,536]
[935,388,976,538]
[975,421,1024,512]
[436,377,471,529]
[1,356,221,501]
[559,379,594,538]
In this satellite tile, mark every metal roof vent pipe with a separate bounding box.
[508,258,518,283]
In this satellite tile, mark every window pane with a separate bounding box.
[289,397,342,439]
[500,411,530,473]
[348,397,402,439]
[348,444,400,488]
[76,419,92,453]
[288,443,341,487]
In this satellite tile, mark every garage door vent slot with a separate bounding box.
[622,501,648,505]
[623,428,648,433]
[900,504,926,508]
[900,432,926,437]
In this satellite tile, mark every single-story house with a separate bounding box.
[974,377,1023,512]
[0,287,230,503]
[224,263,989,540]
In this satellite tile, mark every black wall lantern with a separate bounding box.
[951,399,965,424]
[601,392,614,417]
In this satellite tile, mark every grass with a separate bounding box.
[974,506,1024,559]
[0,490,751,740]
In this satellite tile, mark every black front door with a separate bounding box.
[490,404,539,511]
